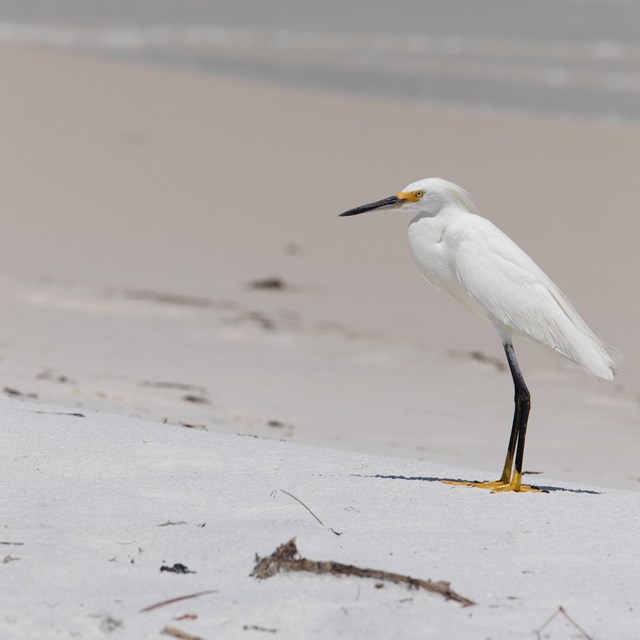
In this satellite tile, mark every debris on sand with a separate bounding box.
[3,387,37,399]
[36,369,75,384]
[182,394,208,404]
[251,538,474,607]
[140,590,217,613]
[178,422,208,431]
[161,625,204,640]
[160,563,196,575]
[140,380,207,394]
[243,624,277,634]
[248,277,286,291]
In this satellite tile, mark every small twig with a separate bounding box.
[243,625,278,634]
[162,625,205,640]
[2,555,20,563]
[178,422,208,431]
[279,490,324,526]
[279,490,342,535]
[535,606,594,640]
[140,589,218,613]
[251,538,474,607]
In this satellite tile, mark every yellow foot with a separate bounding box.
[491,481,541,493]
[442,479,541,493]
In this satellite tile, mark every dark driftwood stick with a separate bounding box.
[251,538,475,607]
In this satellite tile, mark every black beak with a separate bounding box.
[338,194,402,217]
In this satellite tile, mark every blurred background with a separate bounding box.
[0,0,639,120]
[0,1,638,488]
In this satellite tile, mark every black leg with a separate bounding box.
[503,342,531,489]
[499,393,520,484]
[443,342,538,492]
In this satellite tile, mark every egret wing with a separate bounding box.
[453,217,619,380]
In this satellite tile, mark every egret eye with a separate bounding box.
[414,190,425,199]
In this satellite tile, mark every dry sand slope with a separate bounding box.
[0,45,638,492]
[2,397,640,639]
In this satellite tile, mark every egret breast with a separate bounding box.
[407,215,453,289]
[407,212,492,323]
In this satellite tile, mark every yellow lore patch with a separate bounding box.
[397,190,425,203]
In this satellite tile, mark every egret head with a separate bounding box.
[338,178,478,218]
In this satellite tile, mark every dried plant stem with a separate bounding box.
[251,538,474,607]
[140,590,218,613]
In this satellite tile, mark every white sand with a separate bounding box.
[0,43,639,639]
[2,396,640,638]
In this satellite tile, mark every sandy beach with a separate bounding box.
[0,45,638,487]
[0,41,639,638]
[2,396,640,639]
[0,398,640,640]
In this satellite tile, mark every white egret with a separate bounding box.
[339,178,620,492]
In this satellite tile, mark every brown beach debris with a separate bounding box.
[251,538,474,607]
[160,563,196,575]
[178,422,208,431]
[3,387,38,399]
[243,624,278,633]
[161,625,205,640]
[182,394,208,404]
[248,277,286,290]
[277,490,341,536]
[2,555,20,563]
[140,590,217,613]
[535,606,593,640]
[36,369,74,384]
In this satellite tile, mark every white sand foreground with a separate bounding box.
[2,396,639,639]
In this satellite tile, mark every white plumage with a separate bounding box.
[339,177,620,492]
[404,178,620,380]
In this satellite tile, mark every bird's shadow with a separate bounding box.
[353,474,601,495]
